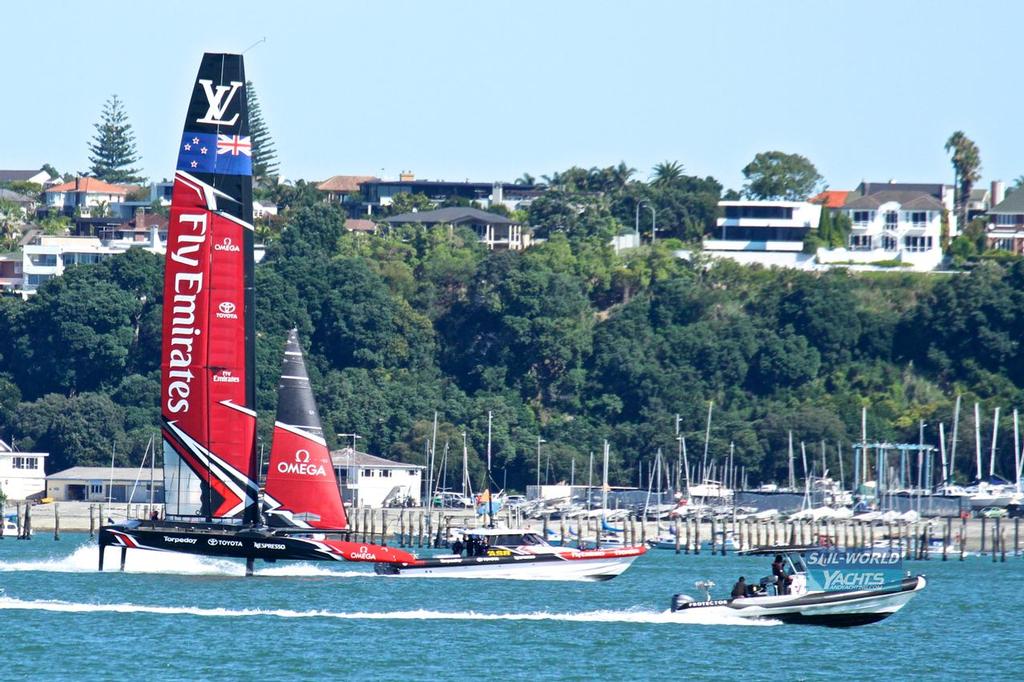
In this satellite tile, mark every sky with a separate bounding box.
[4,0,1022,193]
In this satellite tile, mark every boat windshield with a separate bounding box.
[467,533,545,547]
[787,553,807,574]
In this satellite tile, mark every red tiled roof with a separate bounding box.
[809,190,850,208]
[45,177,131,195]
[345,219,378,232]
[317,175,377,193]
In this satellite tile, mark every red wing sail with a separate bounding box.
[263,330,349,530]
[161,53,258,522]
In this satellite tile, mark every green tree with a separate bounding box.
[944,131,982,229]
[246,80,279,181]
[742,151,823,200]
[88,95,144,183]
[651,161,685,188]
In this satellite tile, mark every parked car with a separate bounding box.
[431,492,474,508]
[978,506,1008,519]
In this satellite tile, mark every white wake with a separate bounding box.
[0,595,777,626]
[0,544,369,578]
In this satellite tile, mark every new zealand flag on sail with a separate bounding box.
[176,131,253,176]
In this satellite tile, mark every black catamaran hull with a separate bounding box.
[670,576,926,627]
[99,521,413,573]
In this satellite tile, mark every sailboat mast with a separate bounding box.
[701,401,713,483]
[788,431,795,490]
[974,402,982,481]
[939,423,948,487]
[486,410,493,528]
[950,395,961,484]
[990,407,1000,478]
[462,431,469,499]
[602,440,609,513]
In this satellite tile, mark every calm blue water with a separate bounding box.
[2,534,1021,680]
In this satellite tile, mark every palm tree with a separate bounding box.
[515,173,536,186]
[611,161,636,192]
[944,131,982,227]
[651,161,685,188]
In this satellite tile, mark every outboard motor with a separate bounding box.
[670,593,694,612]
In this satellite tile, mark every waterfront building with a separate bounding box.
[0,438,48,501]
[0,168,54,186]
[330,447,423,508]
[46,466,164,503]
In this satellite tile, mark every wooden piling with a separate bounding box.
[398,510,406,548]
[22,502,31,540]
[560,517,566,546]
[369,509,377,544]
[992,524,998,563]
[15,502,21,538]
[576,516,583,549]
[710,517,717,555]
[684,517,691,554]
[694,518,701,554]
[381,508,388,545]
[53,503,60,541]
[980,517,987,555]
[959,516,966,561]
[89,505,95,538]
[674,517,681,554]
[1000,525,1006,563]
[417,512,423,548]
[943,517,951,561]
[543,516,549,543]
[1015,518,1020,557]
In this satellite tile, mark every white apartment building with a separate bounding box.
[0,439,48,501]
[702,200,822,269]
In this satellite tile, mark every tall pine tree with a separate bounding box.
[247,81,279,182]
[88,95,144,183]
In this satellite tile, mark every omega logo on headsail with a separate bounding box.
[277,448,326,477]
[214,237,241,252]
[195,79,243,126]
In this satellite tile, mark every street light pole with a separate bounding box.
[648,204,657,245]
[337,433,361,450]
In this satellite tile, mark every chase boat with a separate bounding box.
[374,527,646,581]
[669,546,925,626]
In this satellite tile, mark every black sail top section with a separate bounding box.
[276,329,325,439]
[176,52,252,222]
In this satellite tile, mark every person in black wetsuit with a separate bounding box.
[772,554,791,595]
[452,538,464,556]
[731,576,747,599]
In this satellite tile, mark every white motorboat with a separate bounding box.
[374,527,646,581]
[669,547,925,626]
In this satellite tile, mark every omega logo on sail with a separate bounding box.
[214,237,240,252]
[276,449,326,477]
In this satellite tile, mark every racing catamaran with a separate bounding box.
[98,53,413,574]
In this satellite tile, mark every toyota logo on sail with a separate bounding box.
[214,237,241,252]
[276,448,326,477]
[216,300,238,320]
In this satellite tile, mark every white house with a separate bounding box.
[702,200,822,269]
[331,447,423,508]
[987,181,1024,253]
[818,183,951,271]
[21,232,164,296]
[46,467,164,503]
[43,177,131,216]
[0,439,48,501]
[0,169,54,186]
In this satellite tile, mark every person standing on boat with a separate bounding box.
[731,576,747,599]
[452,537,464,556]
[772,554,791,595]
